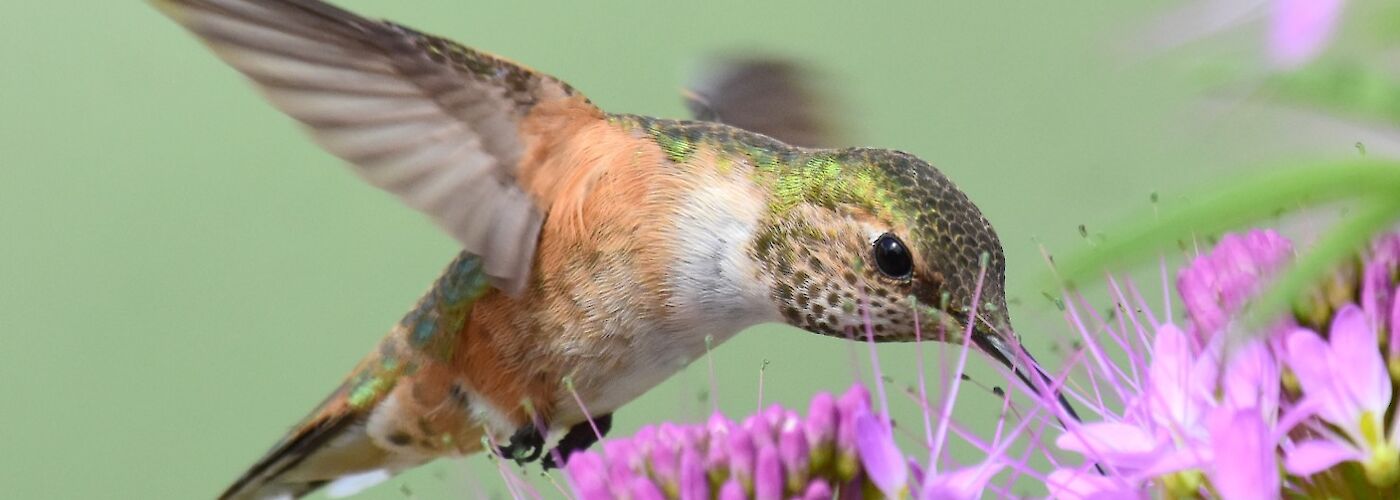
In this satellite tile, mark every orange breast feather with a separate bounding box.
[451,99,686,428]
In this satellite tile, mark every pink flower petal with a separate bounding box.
[1269,0,1346,69]
[1285,439,1362,475]
[804,392,837,448]
[1141,445,1211,478]
[1390,285,1400,357]
[1329,305,1391,414]
[1285,328,1352,425]
[628,477,667,500]
[854,411,907,497]
[679,448,708,500]
[754,445,783,500]
[1177,229,1293,337]
[1046,468,1141,500]
[1222,340,1280,413]
[800,480,834,500]
[1361,236,1400,332]
[717,480,745,500]
[727,428,755,483]
[1209,408,1279,500]
[565,452,612,500]
[779,423,810,485]
[1056,422,1162,469]
[1148,324,1213,428]
[919,461,1003,500]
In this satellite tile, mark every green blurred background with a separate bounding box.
[0,1,1373,498]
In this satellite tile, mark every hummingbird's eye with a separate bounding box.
[872,233,913,280]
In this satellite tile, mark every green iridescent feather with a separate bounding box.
[344,252,492,410]
[620,115,905,221]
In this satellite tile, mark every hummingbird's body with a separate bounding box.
[231,113,912,498]
[155,1,1055,498]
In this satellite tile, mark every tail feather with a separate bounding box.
[219,410,360,500]
[214,253,492,499]
[219,350,410,500]
[322,470,393,499]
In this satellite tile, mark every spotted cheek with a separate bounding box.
[776,280,922,340]
[854,282,923,341]
[775,275,852,337]
[770,230,921,338]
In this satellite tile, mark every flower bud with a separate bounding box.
[754,445,783,500]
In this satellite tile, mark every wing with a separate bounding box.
[684,57,842,148]
[153,0,600,295]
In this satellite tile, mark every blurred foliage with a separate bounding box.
[1052,159,1400,335]
[1056,0,1400,341]
[1259,0,1400,127]
[1266,61,1400,128]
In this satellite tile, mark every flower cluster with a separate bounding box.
[1047,229,1400,498]
[563,380,1041,500]
[563,385,873,499]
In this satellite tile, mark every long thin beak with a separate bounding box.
[971,329,1084,425]
[974,329,1103,473]
[968,319,1105,474]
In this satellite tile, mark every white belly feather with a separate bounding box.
[557,179,780,421]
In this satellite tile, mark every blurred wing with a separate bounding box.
[154,0,596,294]
[684,57,841,148]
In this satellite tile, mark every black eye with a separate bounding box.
[872,233,913,279]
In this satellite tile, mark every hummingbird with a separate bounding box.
[153,1,1073,498]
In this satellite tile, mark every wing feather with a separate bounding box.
[155,0,597,294]
[685,57,842,148]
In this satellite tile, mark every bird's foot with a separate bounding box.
[495,424,545,465]
[542,413,613,470]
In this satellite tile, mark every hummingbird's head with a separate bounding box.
[754,148,1011,345]
[748,146,1082,424]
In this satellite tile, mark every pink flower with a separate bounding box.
[1046,468,1144,500]
[1269,0,1346,69]
[919,460,1005,500]
[1050,229,1295,497]
[853,411,907,498]
[1053,324,1217,477]
[562,377,1044,499]
[1283,305,1400,486]
[1218,339,1281,415]
[1177,229,1293,337]
[852,396,1029,500]
[563,388,866,499]
[1049,332,1288,499]
[1208,408,1280,499]
[1360,235,1400,356]
[1211,342,1284,499]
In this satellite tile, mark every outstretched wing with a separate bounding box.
[684,57,842,148]
[154,0,598,294]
